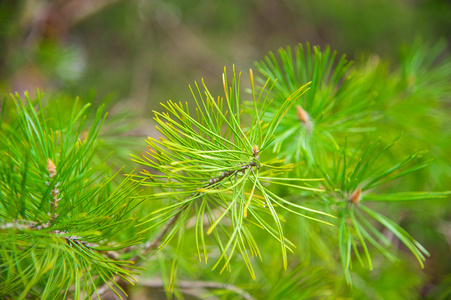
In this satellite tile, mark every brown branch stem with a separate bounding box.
[140,278,255,300]
[133,210,183,262]
[92,210,184,300]
[95,155,260,299]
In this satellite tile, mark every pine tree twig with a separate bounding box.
[205,158,259,187]
[202,149,261,191]
[94,156,261,299]
[105,157,258,257]
[0,221,94,248]
[93,210,184,299]
[139,278,255,300]
[0,221,32,230]
[33,159,61,230]
[134,210,183,261]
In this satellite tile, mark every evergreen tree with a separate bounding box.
[1,42,450,299]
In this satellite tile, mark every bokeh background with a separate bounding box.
[1,0,451,109]
[1,0,451,299]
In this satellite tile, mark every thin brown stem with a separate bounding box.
[133,210,183,262]
[92,209,184,300]
[140,278,255,300]
[94,156,260,299]
[34,159,60,230]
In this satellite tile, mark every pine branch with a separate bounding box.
[137,156,260,258]
[255,43,378,165]
[2,41,449,299]
[93,211,183,299]
[136,209,183,260]
[32,159,60,230]
[0,94,141,298]
[95,157,263,298]
[317,139,450,284]
[132,68,333,279]
[0,221,94,249]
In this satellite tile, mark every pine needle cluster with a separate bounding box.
[0,95,142,299]
[1,40,450,299]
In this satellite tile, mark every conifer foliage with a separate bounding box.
[0,95,141,299]
[132,67,332,279]
[1,42,450,299]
